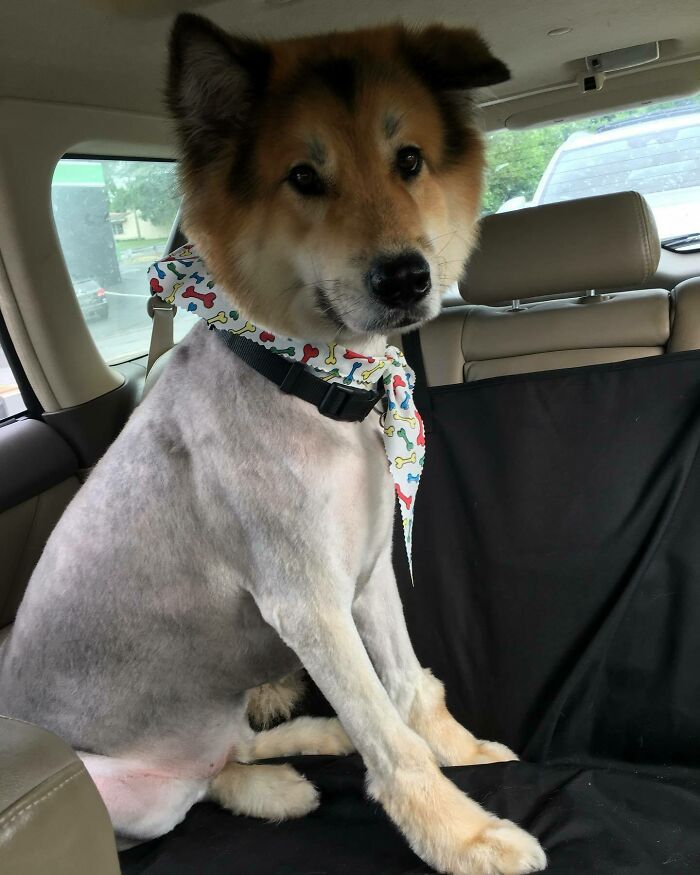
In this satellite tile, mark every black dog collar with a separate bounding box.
[217,330,383,422]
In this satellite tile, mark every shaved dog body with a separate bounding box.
[0,14,547,875]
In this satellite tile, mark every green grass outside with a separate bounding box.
[115,237,171,266]
[115,237,169,256]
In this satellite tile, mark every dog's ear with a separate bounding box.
[402,25,510,92]
[167,13,271,165]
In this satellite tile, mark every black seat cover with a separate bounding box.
[122,350,700,874]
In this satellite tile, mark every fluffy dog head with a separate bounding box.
[168,14,508,342]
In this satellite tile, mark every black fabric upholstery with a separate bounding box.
[121,755,700,873]
[394,350,700,769]
[122,350,700,874]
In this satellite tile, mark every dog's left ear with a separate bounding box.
[402,25,510,92]
[167,13,271,165]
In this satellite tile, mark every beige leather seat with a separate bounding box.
[0,716,120,874]
[669,276,700,353]
[420,191,676,386]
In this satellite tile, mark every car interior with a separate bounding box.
[1,1,700,873]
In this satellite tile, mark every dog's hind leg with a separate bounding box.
[247,670,306,729]
[247,716,354,759]
[209,761,319,821]
[79,753,207,845]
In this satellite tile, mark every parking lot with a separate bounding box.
[87,248,197,364]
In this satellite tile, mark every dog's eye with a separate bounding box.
[288,164,325,196]
[396,147,423,180]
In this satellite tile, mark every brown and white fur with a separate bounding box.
[0,14,546,874]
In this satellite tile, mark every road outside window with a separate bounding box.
[51,158,197,364]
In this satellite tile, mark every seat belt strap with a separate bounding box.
[402,330,433,433]
[146,299,175,376]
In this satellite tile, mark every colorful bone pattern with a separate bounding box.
[343,350,375,363]
[231,321,256,336]
[147,243,425,572]
[207,311,228,326]
[392,411,417,428]
[416,412,426,447]
[167,263,186,281]
[302,344,320,364]
[397,427,413,451]
[395,485,413,510]
[362,361,385,382]
[343,362,362,384]
[183,286,216,309]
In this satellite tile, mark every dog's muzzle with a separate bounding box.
[368,252,431,310]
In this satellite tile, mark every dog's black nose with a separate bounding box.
[369,252,431,307]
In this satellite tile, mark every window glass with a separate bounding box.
[0,343,26,423]
[482,93,700,240]
[51,158,197,364]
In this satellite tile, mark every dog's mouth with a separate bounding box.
[314,286,431,335]
[314,286,347,332]
[366,310,429,332]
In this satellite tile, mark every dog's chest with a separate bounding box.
[272,409,395,568]
[169,333,398,580]
[233,399,394,579]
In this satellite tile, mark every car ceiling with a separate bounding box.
[3,0,700,120]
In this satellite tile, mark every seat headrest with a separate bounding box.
[461,192,660,305]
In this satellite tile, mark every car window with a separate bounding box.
[0,340,26,423]
[482,93,700,241]
[51,158,197,364]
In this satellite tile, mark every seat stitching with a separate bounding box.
[0,766,83,829]
[633,192,653,282]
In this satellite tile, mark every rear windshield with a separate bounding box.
[538,122,700,203]
[482,94,700,240]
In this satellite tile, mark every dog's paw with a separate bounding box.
[463,819,547,875]
[470,739,519,765]
[251,716,355,759]
[210,762,319,822]
[310,717,355,756]
[258,765,320,820]
[247,671,306,730]
[370,762,545,875]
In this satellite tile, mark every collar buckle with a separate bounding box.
[319,382,357,420]
[319,381,380,421]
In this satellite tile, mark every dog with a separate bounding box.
[0,14,546,874]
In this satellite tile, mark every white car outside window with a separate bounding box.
[532,110,700,239]
[484,95,700,245]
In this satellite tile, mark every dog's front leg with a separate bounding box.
[255,583,545,875]
[353,548,519,768]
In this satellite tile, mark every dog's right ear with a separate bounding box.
[167,13,271,165]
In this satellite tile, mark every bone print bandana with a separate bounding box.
[148,244,426,570]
